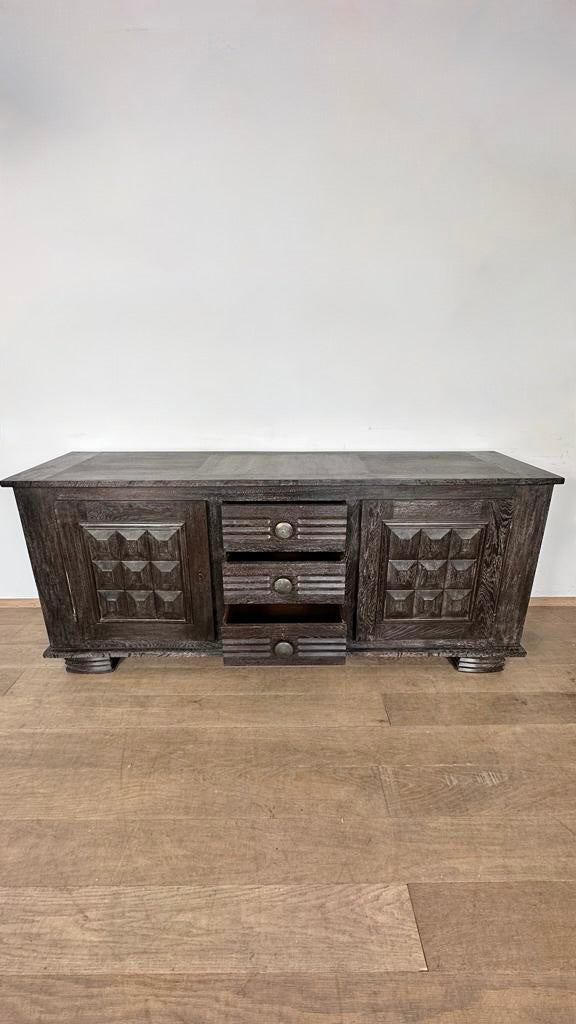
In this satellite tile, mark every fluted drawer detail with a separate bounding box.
[222,621,346,665]
[222,561,346,604]
[222,503,348,552]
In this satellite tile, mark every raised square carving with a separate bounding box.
[385,590,415,618]
[416,559,447,589]
[92,560,124,589]
[449,527,483,559]
[114,528,149,559]
[419,528,452,559]
[98,590,128,619]
[155,590,185,619]
[147,527,181,560]
[445,559,477,589]
[388,528,421,560]
[83,523,186,623]
[125,590,156,619]
[382,523,485,621]
[387,559,418,588]
[151,560,183,589]
[84,527,148,560]
[413,590,443,618]
[84,528,123,560]
[122,560,152,589]
[442,589,472,618]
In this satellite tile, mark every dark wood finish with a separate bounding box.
[492,484,555,646]
[453,655,505,673]
[1,452,563,672]
[222,559,346,604]
[356,497,514,644]
[2,450,563,486]
[221,502,347,552]
[65,654,119,674]
[56,498,214,646]
[221,613,347,666]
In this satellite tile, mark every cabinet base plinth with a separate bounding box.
[65,655,120,674]
[452,655,506,673]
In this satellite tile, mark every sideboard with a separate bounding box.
[1,451,563,674]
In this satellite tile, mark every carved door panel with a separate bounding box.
[356,497,514,643]
[56,498,213,644]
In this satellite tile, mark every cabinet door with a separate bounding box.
[356,496,514,643]
[56,498,213,645]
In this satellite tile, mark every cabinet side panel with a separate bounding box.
[14,489,80,647]
[494,484,554,645]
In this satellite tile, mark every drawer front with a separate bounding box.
[222,503,347,552]
[222,620,346,665]
[222,560,346,604]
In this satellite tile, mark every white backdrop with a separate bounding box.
[1,0,574,597]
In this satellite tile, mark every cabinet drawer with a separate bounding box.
[222,503,347,552]
[222,560,346,604]
[222,607,346,665]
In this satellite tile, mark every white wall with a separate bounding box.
[1,0,574,597]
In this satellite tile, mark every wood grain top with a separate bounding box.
[1,450,564,487]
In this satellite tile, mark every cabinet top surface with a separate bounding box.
[1,450,564,487]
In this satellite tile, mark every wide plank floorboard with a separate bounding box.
[0,883,426,974]
[0,764,385,819]
[1,606,575,1021]
[0,816,574,885]
[385,692,576,725]
[0,688,388,729]
[3,723,576,770]
[378,763,576,816]
[409,882,576,972]
[1,972,576,1024]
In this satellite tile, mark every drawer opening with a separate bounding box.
[224,603,343,625]
[225,551,344,563]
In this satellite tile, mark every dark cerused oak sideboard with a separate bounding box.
[1,451,563,675]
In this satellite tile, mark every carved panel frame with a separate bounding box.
[56,498,214,644]
[356,497,515,642]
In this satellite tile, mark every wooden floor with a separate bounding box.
[0,607,575,1022]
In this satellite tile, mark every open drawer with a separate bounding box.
[221,604,346,665]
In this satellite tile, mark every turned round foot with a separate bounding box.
[452,655,505,674]
[65,655,120,674]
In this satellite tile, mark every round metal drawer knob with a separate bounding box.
[274,521,294,540]
[274,640,294,658]
[273,576,293,595]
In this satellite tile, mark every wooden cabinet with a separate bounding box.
[1,451,563,674]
